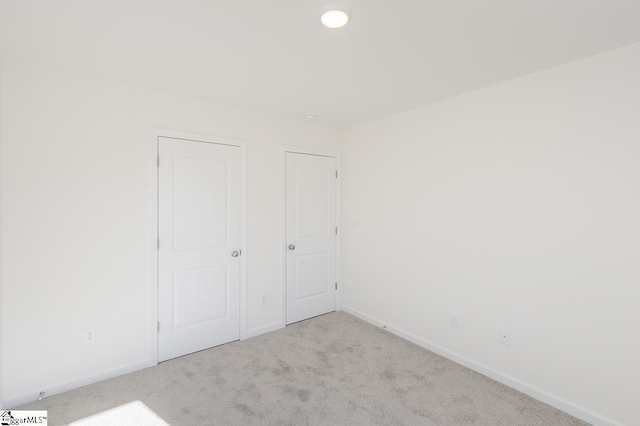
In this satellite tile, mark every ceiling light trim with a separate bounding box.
[320,4,352,29]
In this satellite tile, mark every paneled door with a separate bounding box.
[285,152,337,324]
[158,136,241,362]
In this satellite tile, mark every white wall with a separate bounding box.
[0,64,4,408]
[342,43,640,426]
[0,61,340,406]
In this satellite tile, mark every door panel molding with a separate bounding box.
[149,128,247,367]
[281,146,341,326]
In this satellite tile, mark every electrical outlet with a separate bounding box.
[85,328,96,344]
[449,312,459,328]
[499,328,511,346]
[260,294,268,305]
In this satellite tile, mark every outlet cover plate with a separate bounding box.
[449,312,459,328]
[85,328,96,344]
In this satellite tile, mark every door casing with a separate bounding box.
[281,146,341,327]
[149,128,247,367]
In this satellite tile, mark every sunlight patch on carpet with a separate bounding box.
[67,400,169,426]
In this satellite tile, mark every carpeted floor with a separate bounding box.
[18,312,587,425]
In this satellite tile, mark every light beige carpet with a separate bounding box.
[19,312,587,425]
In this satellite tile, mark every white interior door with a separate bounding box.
[286,152,337,324]
[158,136,241,362]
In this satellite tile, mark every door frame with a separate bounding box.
[148,128,247,367]
[281,146,341,327]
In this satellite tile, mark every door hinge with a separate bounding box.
[157,321,160,333]
[336,170,338,179]
[335,282,338,290]
[335,226,338,235]
[157,238,160,250]
[157,155,160,167]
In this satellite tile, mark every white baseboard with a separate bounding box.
[245,321,283,339]
[3,359,151,409]
[341,305,624,426]
[3,318,286,409]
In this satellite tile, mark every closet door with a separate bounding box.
[158,136,241,361]
[285,152,337,324]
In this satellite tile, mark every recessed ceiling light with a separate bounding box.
[305,113,317,119]
[320,5,351,29]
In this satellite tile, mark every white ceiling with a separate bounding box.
[2,1,640,128]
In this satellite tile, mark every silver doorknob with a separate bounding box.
[231,250,239,257]
[288,244,295,250]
